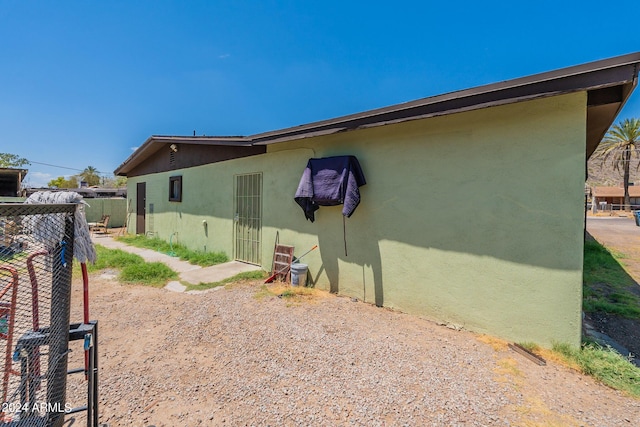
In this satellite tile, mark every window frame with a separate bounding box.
[169,175,182,202]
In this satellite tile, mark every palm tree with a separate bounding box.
[78,166,101,186]
[594,118,640,211]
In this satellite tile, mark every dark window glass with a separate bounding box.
[169,176,182,202]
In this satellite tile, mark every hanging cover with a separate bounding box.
[294,155,366,222]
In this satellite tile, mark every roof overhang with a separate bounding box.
[0,168,28,181]
[250,52,640,155]
[115,135,250,176]
[115,52,640,175]
[592,186,640,198]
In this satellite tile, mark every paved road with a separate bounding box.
[586,215,640,243]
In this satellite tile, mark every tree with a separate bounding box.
[102,175,127,188]
[78,166,101,186]
[48,176,78,189]
[0,153,30,168]
[593,118,640,211]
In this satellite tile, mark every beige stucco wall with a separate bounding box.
[127,92,587,347]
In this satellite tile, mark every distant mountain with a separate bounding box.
[587,156,640,187]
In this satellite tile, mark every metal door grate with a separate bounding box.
[234,173,262,265]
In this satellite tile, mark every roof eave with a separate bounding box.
[115,52,640,175]
[114,135,251,176]
[252,53,640,145]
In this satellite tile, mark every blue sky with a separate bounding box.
[1,1,639,187]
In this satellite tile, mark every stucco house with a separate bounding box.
[115,52,640,347]
[591,185,640,210]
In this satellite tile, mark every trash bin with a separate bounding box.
[634,211,640,226]
[290,263,308,287]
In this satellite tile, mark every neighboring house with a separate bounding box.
[115,52,640,348]
[591,185,640,210]
[0,167,28,197]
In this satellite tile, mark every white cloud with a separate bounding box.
[218,54,230,59]
[131,146,138,151]
[24,171,53,188]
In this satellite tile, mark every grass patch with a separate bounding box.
[120,262,177,287]
[73,244,178,287]
[73,245,142,275]
[552,342,640,398]
[183,270,267,292]
[481,336,638,397]
[0,250,28,264]
[583,240,635,286]
[583,299,640,318]
[583,239,640,320]
[116,234,228,266]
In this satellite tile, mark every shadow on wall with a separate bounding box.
[313,210,384,307]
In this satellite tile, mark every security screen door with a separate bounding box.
[234,173,262,264]
[136,182,146,235]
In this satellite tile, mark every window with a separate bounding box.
[169,176,182,202]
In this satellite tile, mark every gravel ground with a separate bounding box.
[64,275,640,427]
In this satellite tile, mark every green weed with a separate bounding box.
[119,262,177,287]
[72,245,142,278]
[552,342,640,397]
[73,244,177,287]
[583,240,640,320]
[116,234,228,266]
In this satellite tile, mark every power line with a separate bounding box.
[27,160,106,175]
[27,160,84,172]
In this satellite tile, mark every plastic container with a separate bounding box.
[290,263,308,287]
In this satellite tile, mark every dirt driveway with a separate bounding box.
[63,272,640,426]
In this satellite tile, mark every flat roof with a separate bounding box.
[0,167,28,180]
[116,52,640,176]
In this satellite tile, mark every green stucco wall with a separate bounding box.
[127,93,587,347]
[84,198,127,227]
[0,198,126,228]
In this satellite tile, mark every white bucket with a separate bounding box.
[290,263,308,287]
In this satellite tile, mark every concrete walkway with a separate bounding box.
[91,234,262,293]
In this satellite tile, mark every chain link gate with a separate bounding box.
[0,203,82,426]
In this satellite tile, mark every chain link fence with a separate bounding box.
[0,203,76,426]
